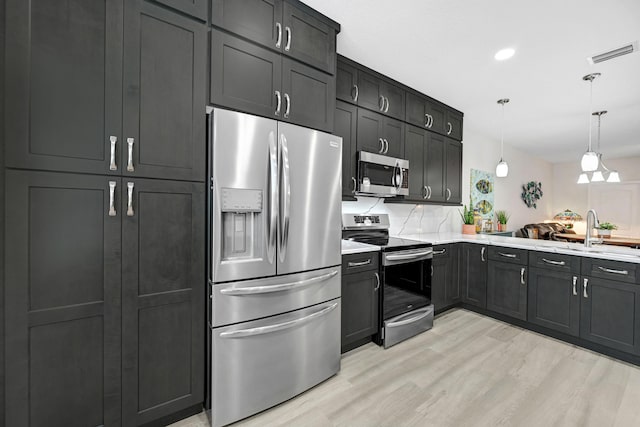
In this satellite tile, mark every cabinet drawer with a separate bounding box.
[581,258,639,284]
[529,251,580,273]
[488,246,528,264]
[342,252,379,273]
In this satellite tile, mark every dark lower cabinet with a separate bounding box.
[528,267,580,336]
[431,244,459,313]
[487,260,528,321]
[580,276,640,355]
[122,179,204,425]
[341,252,380,353]
[460,244,487,309]
[335,101,358,199]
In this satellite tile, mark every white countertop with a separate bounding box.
[341,239,381,255]
[397,232,640,264]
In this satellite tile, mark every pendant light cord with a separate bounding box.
[500,102,505,160]
[588,78,593,151]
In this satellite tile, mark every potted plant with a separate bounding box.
[596,222,617,238]
[459,205,476,234]
[495,210,510,232]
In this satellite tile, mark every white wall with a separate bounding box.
[342,125,554,235]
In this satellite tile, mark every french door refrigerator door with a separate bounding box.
[212,108,278,282]
[276,123,342,275]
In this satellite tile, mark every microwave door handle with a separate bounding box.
[267,132,278,264]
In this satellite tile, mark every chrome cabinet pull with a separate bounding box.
[109,136,118,170]
[374,272,380,291]
[126,138,135,172]
[543,258,566,266]
[352,84,359,102]
[284,26,291,51]
[447,122,453,135]
[430,265,434,276]
[427,185,432,199]
[423,185,428,199]
[446,188,451,201]
[275,22,282,48]
[428,114,433,128]
[383,139,389,154]
[433,248,446,255]
[378,95,385,111]
[221,270,338,295]
[499,252,517,258]
[520,267,526,285]
[597,266,629,275]
[481,247,486,262]
[384,96,389,113]
[378,138,385,153]
[583,278,589,298]
[108,181,117,216]
[283,93,290,118]
[126,182,134,216]
[275,90,281,116]
[351,177,357,193]
[572,276,578,296]
[348,259,371,267]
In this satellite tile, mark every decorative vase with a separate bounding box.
[462,224,476,235]
[597,229,611,238]
[498,223,507,232]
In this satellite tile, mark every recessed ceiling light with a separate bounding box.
[494,48,515,61]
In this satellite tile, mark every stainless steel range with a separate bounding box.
[342,214,434,348]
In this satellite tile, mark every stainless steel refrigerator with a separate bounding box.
[209,108,342,427]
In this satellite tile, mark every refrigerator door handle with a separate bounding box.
[219,270,338,295]
[266,132,279,264]
[279,133,291,262]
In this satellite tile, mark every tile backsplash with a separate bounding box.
[342,197,460,235]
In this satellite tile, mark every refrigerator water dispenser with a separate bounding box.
[220,188,263,261]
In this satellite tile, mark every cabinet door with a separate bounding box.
[122,179,205,425]
[282,58,335,132]
[460,244,487,308]
[431,245,450,312]
[5,0,123,175]
[425,100,447,135]
[356,108,384,154]
[335,101,358,199]
[211,29,282,120]
[124,0,206,182]
[336,60,358,103]
[155,0,207,20]
[283,1,336,74]
[580,277,640,355]
[341,270,379,353]
[382,117,404,158]
[425,132,446,202]
[446,110,464,141]
[211,0,281,49]
[487,261,527,320]
[445,139,462,204]
[445,244,460,303]
[405,92,428,128]
[5,171,121,426]
[382,81,405,121]
[404,125,427,201]
[528,268,580,336]
[357,70,384,113]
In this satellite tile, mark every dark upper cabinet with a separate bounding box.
[425,132,446,202]
[431,244,459,313]
[416,133,461,204]
[336,60,358,103]
[4,171,122,426]
[356,108,404,157]
[121,178,205,425]
[445,139,462,204]
[211,0,337,74]
[487,260,528,321]
[335,101,358,199]
[405,92,463,141]
[446,110,464,140]
[153,0,207,20]
[425,99,447,135]
[404,125,427,201]
[357,70,405,120]
[4,0,123,175]
[528,267,580,337]
[460,244,487,309]
[123,0,206,182]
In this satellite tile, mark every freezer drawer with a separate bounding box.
[211,299,341,427]
[211,266,341,327]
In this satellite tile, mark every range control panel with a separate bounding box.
[342,213,390,230]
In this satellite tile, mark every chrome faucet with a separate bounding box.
[585,209,601,248]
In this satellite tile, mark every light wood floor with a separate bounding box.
[170,308,640,427]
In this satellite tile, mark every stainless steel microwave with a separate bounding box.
[357,151,409,197]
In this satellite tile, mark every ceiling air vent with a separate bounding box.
[587,41,638,64]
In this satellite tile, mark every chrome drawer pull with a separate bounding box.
[348,259,371,267]
[597,266,629,275]
[108,181,117,216]
[126,182,134,216]
[109,136,117,170]
[220,302,337,338]
[543,258,566,266]
[499,252,517,258]
[520,267,526,285]
[572,276,578,296]
[220,270,338,295]
[433,248,446,255]
[583,278,589,298]
[126,138,135,172]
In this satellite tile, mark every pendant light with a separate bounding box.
[580,73,600,172]
[592,111,621,183]
[496,98,509,178]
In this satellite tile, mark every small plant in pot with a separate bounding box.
[459,205,476,234]
[596,222,617,238]
[495,210,510,232]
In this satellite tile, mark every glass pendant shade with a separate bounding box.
[607,171,621,182]
[591,170,605,182]
[577,173,590,184]
[581,151,599,171]
[496,160,509,177]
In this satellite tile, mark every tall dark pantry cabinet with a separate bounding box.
[2,0,207,425]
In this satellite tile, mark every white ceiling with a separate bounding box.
[303,0,640,164]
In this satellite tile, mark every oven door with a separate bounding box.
[382,248,432,320]
[357,151,408,196]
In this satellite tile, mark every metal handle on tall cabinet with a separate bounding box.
[446,188,451,201]
[275,22,282,48]
[109,136,118,170]
[284,26,291,51]
[275,90,281,116]
[572,276,578,296]
[351,177,357,193]
[267,132,278,264]
[108,181,117,216]
[447,122,453,135]
[384,97,389,113]
[481,247,486,262]
[379,95,385,111]
[126,138,135,172]
[583,278,589,298]
[279,134,291,262]
[378,138,385,153]
[126,182,134,216]
[284,93,291,118]
[520,267,526,285]
[374,272,380,291]
[352,85,359,102]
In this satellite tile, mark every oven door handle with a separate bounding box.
[385,250,432,261]
[386,307,433,328]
